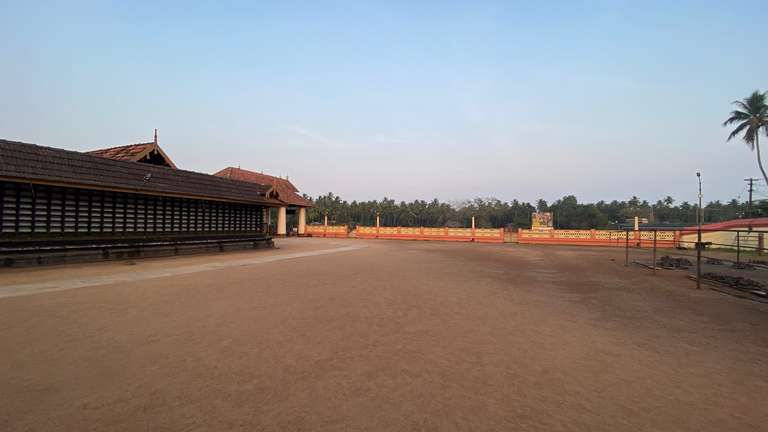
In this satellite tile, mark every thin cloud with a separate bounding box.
[284,125,343,148]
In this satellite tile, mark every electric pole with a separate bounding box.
[696,172,702,290]
[744,178,759,218]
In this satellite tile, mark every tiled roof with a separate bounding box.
[87,142,153,160]
[679,218,768,232]
[0,140,281,205]
[213,167,312,207]
[87,142,177,168]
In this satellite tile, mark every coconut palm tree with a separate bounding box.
[723,90,768,184]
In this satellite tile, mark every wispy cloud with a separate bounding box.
[284,125,342,148]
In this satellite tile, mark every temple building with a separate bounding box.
[0,133,306,265]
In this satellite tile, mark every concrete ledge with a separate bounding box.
[1,238,274,267]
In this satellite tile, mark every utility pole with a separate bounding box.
[696,172,702,290]
[744,177,758,218]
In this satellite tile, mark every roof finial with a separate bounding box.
[153,128,158,145]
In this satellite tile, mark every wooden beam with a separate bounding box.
[46,185,52,233]
[14,183,21,232]
[0,182,4,234]
[30,184,37,233]
[60,188,66,232]
[87,190,93,232]
[0,176,275,207]
[100,191,106,232]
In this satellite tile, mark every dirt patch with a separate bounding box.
[1,239,767,431]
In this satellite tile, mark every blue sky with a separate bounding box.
[1,1,766,205]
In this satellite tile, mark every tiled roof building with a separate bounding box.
[213,167,312,207]
[0,139,281,262]
[213,167,312,236]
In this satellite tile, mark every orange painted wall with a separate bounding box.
[304,225,349,238]
[517,229,679,248]
[353,226,504,243]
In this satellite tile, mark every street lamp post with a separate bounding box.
[696,172,702,290]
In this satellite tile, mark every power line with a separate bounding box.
[735,183,748,201]
[744,178,760,217]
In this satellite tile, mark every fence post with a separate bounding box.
[696,224,702,290]
[736,231,740,265]
[625,229,629,267]
[652,230,657,276]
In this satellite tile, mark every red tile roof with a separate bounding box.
[679,218,768,232]
[0,140,280,205]
[213,167,312,207]
[87,142,177,168]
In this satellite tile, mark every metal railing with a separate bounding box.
[621,228,767,290]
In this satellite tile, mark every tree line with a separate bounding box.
[298,90,768,231]
[303,193,762,230]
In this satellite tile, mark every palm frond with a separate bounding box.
[724,91,768,146]
[732,100,751,112]
[722,110,750,126]
[726,120,750,143]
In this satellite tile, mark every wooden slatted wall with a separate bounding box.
[0,181,266,237]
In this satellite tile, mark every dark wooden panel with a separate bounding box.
[0,181,268,240]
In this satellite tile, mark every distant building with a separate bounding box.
[213,167,313,236]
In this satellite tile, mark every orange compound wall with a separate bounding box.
[353,226,505,243]
[304,225,349,238]
[517,229,679,248]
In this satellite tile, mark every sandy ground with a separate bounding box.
[1,238,767,431]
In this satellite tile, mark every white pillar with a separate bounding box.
[471,216,475,229]
[376,213,380,228]
[298,207,306,235]
[277,207,287,235]
[324,213,328,227]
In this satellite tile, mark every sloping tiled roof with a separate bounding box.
[87,142,177,168]
[0,140,281,205]
[679,217,768,232]
[213,167,312,207]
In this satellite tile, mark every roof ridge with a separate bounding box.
[86,142,155,153]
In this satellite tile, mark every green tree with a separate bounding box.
[536,199,548,212]
[723,90,768,185]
